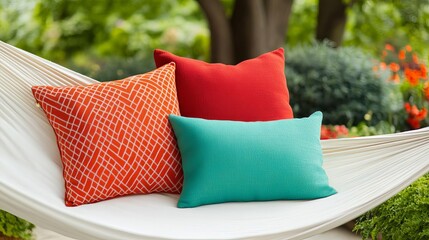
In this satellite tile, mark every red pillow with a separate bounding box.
[32,63,183,206]
[154,48,293,121]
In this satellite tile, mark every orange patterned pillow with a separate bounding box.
[32,63,183,206]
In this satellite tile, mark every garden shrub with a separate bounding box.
[348,120,397,137]
[0,210,34,240]
[285,42,398,126]
[354,174,429,240]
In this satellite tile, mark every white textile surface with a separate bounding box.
[1,41,428,240]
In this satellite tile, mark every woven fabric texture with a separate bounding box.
[32,63,183,206]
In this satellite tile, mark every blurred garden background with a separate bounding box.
[1,0,429,239]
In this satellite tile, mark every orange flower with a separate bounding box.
[385,44,394,51]
[410,105,420,117]
[398,50,406,60]
[405,45,412,52]
[389,62,400,72]
[424,82,429,100]
[419,108,428,119]
[405,68,420,86]
[412,54,419,63]
[404,103,426,120]
[404,103,427,129]
[405,103,418,116]
[390,73,400,83]
[420,64,427,79]
[379,62,387,70]
[373,65,379,72]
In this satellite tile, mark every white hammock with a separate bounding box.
[0,40,428,240]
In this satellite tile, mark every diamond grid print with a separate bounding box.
[32,63,183,206]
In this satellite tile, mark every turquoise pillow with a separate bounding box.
[169,112,336,208]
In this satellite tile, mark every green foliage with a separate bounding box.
[0,0,210,81]
[286,42,397,125]
[0,0,209,64]
[286,0,317,47]
[0,210,34,240]
[354,174,429,240]
[344,0,429,61]
[349,120,397,137]
[67,55,155,82]
[286,0,429,62]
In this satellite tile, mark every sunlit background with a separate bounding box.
[1,0,428,80]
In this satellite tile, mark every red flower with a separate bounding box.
[404,102,411,112]
[321,125,334,139]
[321,125,349,139]
[407,118,421,129]
[404,68,420,86]
[404,103,427,129]
[334,125,349,136]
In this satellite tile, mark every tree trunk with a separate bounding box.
[197,0,294,64]
[265,0,294,52]
[316,0,348,46]
[197,0,234,64]
[231,0,266,63]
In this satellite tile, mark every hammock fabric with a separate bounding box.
[0,41,428,240]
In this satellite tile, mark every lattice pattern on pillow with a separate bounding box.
[32,63,183,206]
